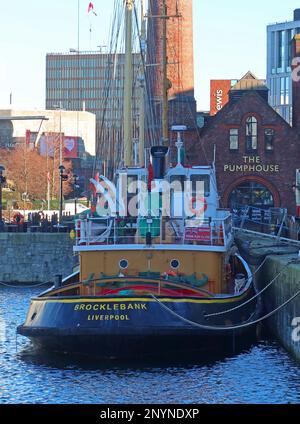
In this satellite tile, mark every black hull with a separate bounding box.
[18,289,259,359]
[21,331,257,360]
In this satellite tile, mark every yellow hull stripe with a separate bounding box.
[33,293,249,305]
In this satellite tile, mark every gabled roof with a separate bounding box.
[231,70,268,91]
[200,90,294,136]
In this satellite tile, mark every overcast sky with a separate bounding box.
[0,0,299,111]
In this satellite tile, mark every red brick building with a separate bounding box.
[187,68,300,214]
[147,0,197,134]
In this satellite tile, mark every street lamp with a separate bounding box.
[59,165,68,225]
[53,103,63,165]
[73,174,80,216]
[0,165,6,229]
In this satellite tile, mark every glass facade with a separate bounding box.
[267,16,300,125]
[45,51,141,168]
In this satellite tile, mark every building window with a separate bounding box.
[229,181,275,210]
[290,106,293,126]
[280,77,285,105]
[229,129,239,150]
[265,129,274,151]
[246,116,258,151]
[277,30,285,70]
[285,76,290,105]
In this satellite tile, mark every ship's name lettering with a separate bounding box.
[74,303,148,312]
[88,314,130,321]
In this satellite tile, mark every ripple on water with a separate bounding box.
[0,286,300,404]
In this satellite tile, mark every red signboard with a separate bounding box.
[39,134,79,159]
[184,226,211,242]
[210,80,233,116]
[63,137,78,159]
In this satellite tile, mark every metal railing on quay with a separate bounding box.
[233,205,300,243]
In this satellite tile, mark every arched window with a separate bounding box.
[246,116,258,151]
[229,180,275,210]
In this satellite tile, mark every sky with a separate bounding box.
[0,0,299,111]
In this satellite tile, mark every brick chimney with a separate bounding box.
[292,34,300,130]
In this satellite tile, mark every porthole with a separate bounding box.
[170,259,180,270]
[119,259,129,270]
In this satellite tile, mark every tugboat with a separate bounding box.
[18,1,259,359]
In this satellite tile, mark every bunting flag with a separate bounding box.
[87,2,97,16]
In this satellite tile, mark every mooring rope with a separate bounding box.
[0,281,54,289]
[205,258,300,318]
[150,287,300,331]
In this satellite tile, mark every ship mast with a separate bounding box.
[124,0,134,167]
[139,0,146,167]
[162,0,169,147]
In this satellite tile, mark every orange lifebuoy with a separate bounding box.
[13,213,24,224]
[189,196,208,217]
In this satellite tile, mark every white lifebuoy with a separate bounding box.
[189,196,208,217]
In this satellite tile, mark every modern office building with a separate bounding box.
[45,51,141,173]
[0,109,96,155]
[267,8,300,124]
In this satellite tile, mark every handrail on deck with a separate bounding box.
[75,215,233,248]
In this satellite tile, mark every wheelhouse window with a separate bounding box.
[190,175,210,198]
[246,116,258,151]
[265,129,274,151]
[229,129,239,150]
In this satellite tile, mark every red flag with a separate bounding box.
[148,163,154,192]
[26,129,31,145]
[87,2,97,16]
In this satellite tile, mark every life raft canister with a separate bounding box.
[189,196,208,217]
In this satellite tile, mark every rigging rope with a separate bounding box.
[0,281,54,288]
[205,258,300,318]
[150,286,300,331]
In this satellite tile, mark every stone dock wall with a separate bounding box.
[0,233,75,283]
[235,231,300,361]
[257,255,300,362]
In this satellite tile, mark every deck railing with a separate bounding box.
[75,212,233,248]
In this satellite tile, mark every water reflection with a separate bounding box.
[0,286,300,404]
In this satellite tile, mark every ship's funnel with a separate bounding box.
[151,146,169,179]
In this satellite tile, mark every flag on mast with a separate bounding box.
[87,2,97,16]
